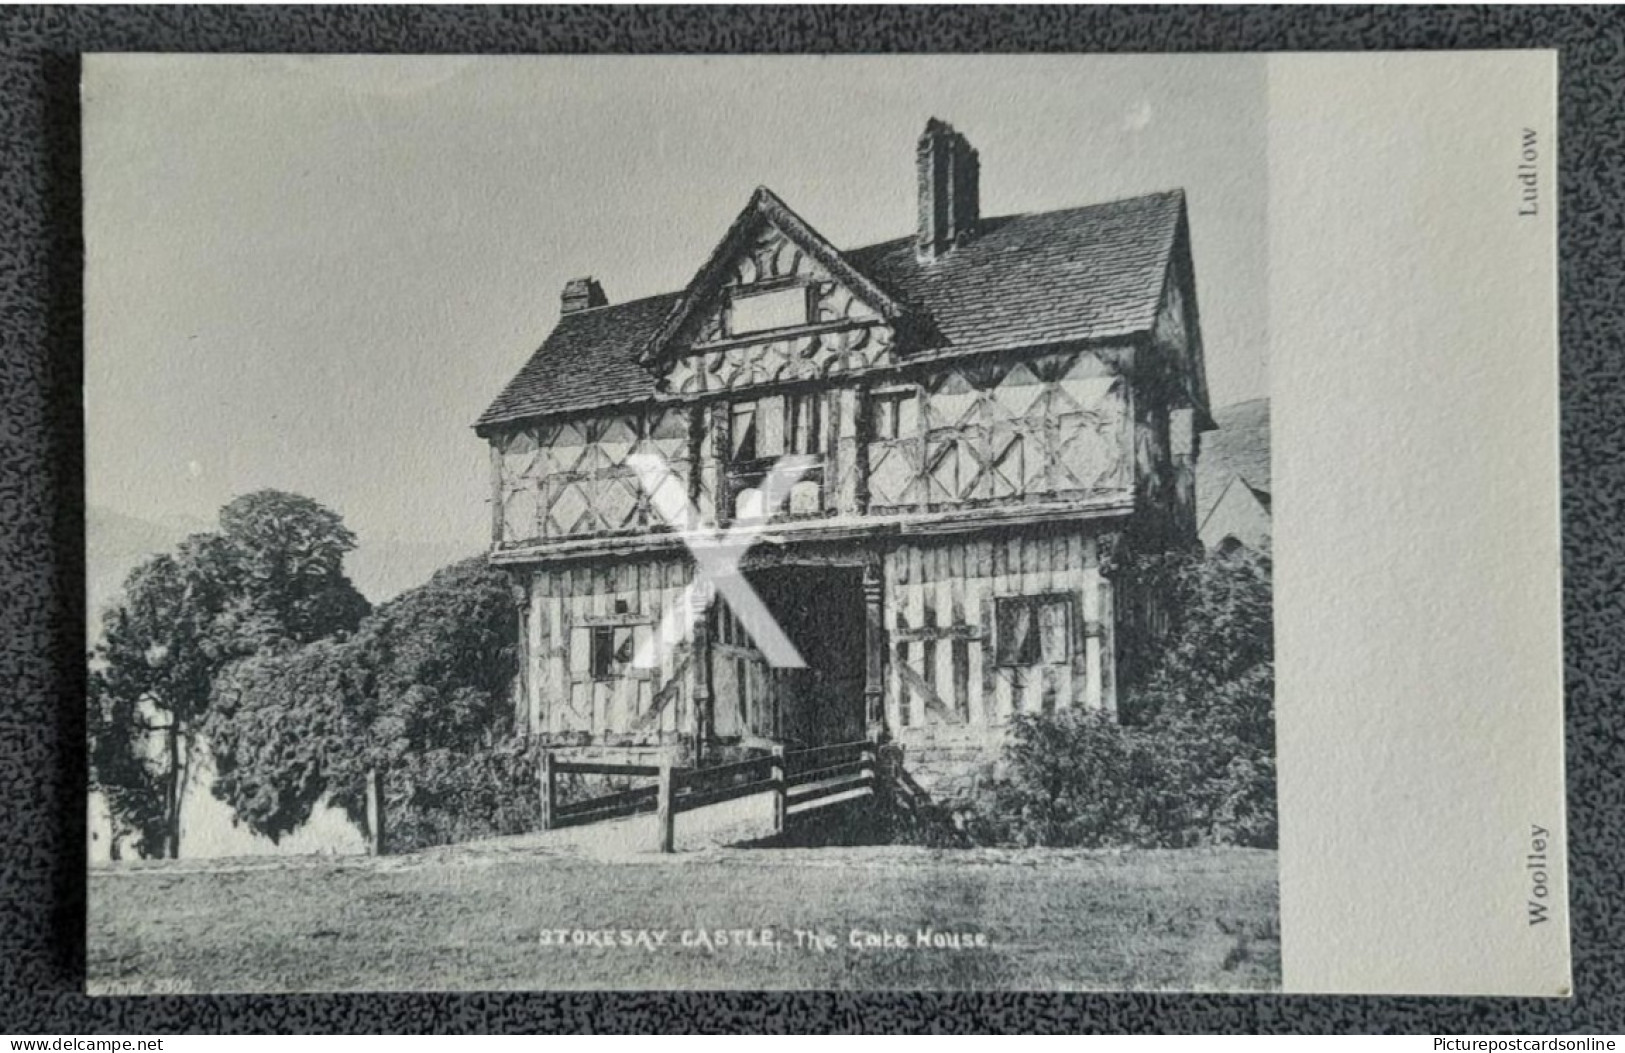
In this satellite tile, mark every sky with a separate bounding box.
[84,54,1268,560]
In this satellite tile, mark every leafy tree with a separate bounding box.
[355,556,517,756]
[1123,543,1277,847]
[205,639,371,843]
[89,538,231,858]
[88,491,369,858]
[88,667,170,859]
[382,740,546,852]
[211,491,372,656]
[201,556,516,842]
[1123,543,1275,750]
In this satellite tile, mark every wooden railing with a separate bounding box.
[782,738,878,810]
[539,755,662,831]
[538,737,880,853]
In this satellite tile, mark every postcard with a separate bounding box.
[82,52,1563,996]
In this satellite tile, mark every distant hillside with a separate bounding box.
[1196,398,1271,519]
[86,504,479,641]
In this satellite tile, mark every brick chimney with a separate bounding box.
[916,118,980,260]
[561,277,608,314]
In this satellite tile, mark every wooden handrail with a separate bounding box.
[675,754,776,789]
[786,757,872,789]
[785,746,871,775]
[674,778,775,814]
[553,797,657,829]
[785,738,873,764]
[539,734,884,851]
[787,774,875,808]
[555,784,659,818]
[552,760,664,778]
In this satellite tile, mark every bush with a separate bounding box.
[379,743,658,853]
[382,738,546,852]
[202,556,522,849]
[967,545,1277,850]
[205,638,373,844]
[965,711,1275,849]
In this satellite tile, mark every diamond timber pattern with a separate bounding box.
[866,352,1130,513]
[497,407,696,545]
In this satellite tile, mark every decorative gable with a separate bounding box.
[642,188,912,396]
[680,224,884,347]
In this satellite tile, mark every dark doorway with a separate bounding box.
[711,564,866,748]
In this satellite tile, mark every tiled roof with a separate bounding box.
[846,191,1185,359]
[477,292,683,430]
[476,190,1186,430]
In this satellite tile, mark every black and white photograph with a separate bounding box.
[81,53,1560,997]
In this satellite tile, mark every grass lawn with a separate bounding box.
[87,843,1280,994]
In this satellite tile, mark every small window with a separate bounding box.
[731,401,758,462]
[732,395,799,464]
[995,595,1072,667]
[787,392,822,455]
[590,625,634,680]
[729,285,809,335]
[788,480,822,515]
[871,390,917,441]
[733,486,765,521]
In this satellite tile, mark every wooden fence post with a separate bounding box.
[866,736,887,810]
[539,750,555,832]
[770,744,787,837]
[656,756,676,854]
[365,766,386,857]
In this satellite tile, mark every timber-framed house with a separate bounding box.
[475,120,1213,789]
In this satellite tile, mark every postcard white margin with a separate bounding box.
[1271,51,1566,997]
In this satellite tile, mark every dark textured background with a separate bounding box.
[2,4,1620,1034]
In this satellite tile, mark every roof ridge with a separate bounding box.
[1216,396,1272,413]
[557,189,1190,321]
[845,188,1186,259]
[555,288,683,318]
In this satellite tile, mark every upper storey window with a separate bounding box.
[786,390,821,455]
[727,391,826,521]
[731,400,760,461]
[730,393,821,464]
[728,284,809,336]
[870,389,918,442]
